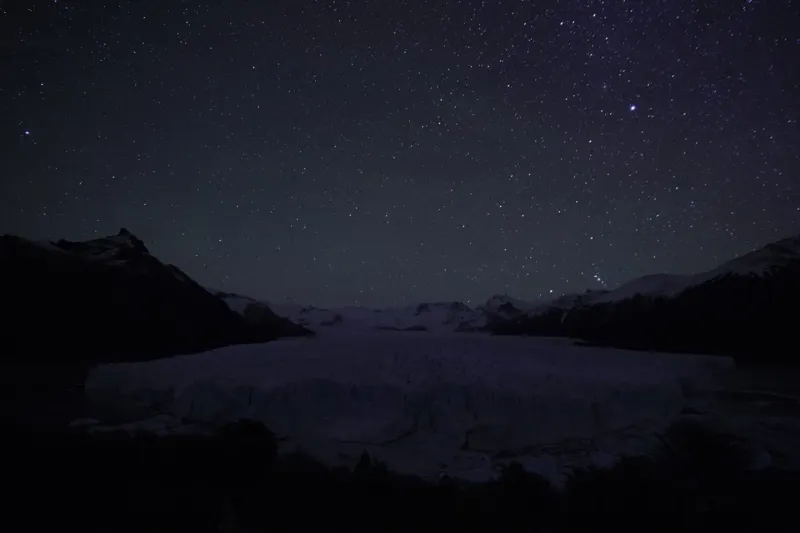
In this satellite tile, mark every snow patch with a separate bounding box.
[523,234,800,312]
[484,294,540,314]
[589,273,691,304]
[695,235,800,281]
[267,302,483,333]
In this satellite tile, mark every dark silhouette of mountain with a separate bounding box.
[490,235,800,364]
[0,228,309,365]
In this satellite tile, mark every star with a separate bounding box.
[1,0,797,307]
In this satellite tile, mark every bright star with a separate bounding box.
[629,104,637,112]
[593,273,608,288]
[24,130,30,135]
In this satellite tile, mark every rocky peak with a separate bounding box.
[113,228,149,254]
[52,228,151,263]
[484,294,525,315]
[699,233,800,281]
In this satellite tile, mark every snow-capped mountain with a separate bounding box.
[228,299,485,333]
[496,234,800,317]
[52,227,150,262]
[490,233,800,363]
[248,294,557,335]
[388,301,482,332]
[210,233,800,354]
[47,227,194,283]
[17,226,792,363]
[482,294,541,316]
[581,235,800,307]
[496,235,800,317]
[585,274,689,304]
[693,234,800,281]
[269,303,351,328]
[211,290,311,337]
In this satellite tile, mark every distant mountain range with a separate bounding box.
[240,234,799,363]
[2,228,798,365]
[241,300,484,333]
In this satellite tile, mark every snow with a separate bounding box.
[15,230,193,286]
[30,239,70,254]
[483,294,541,314]
[695,235,800,281]
[217,234,800,334]
[523,234,800,311]
[266,301,484,333]
[270,303,351,327]
[588,273,691,304]
[217,293,260,315]
[86,332,734,481]
[60,231,149,263]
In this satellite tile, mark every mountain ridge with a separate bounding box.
[3,228,798,361]
[0,228,309,365]
[235,232,799,362]
[489,233,800,363]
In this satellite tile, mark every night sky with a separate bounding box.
[2,1,799,307]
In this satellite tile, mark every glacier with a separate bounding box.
[86,332,734,482]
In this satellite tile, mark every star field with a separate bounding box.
[2,0,799,306]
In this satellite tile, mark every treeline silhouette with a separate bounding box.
[7,419,798,532]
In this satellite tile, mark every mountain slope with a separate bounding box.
[479,294,542,326]
[694,235,800,281]
[212,291,311,337]
[491,234,800,363]
[0,229,302,364]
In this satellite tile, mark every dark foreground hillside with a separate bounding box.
[7,419,798,532]
[493,264,800,364]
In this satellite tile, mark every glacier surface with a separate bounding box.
[86,332,734,482]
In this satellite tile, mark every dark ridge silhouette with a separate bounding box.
[491,236,800,364]
[1,229,309,364]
